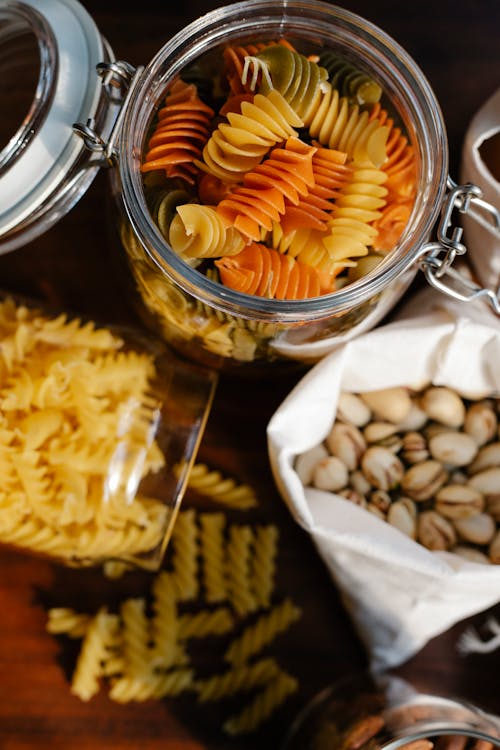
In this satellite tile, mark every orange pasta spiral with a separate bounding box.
[141,79,214,185]
[215,137,316,240]
[215,242,329,299]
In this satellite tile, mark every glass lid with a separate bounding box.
[0,0,116,253]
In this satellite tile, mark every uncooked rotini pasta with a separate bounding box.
[150,571,179,669]
[177,607,235,640]
[139,37,417,317]
[71,608,120,702]
[185,462,258,509]
[226,524,258,617]
[141,78,214,185]
[195,657,280,703]
[223,671,298,735]
[120,598,151,679]
[170,508,199,601]
[224,598,302,665]
[199,512,228,603]
[109,668,195,703]
[251,525,279,609]
[196,89,303,183]
[46,608,92,638]
[168,204,245,259]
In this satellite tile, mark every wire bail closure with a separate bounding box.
[419,178,500,314]
[73,60,144,166]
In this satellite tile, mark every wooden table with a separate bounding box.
[0,1,499,748]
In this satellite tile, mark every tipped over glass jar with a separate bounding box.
[281,672,500,750]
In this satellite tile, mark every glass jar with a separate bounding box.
[103,0,499,370]
[281,672,500,750]
[0,293,216,570]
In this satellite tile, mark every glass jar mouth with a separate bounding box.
[119,0,449,322]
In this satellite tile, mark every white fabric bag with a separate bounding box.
[267,289,500,672]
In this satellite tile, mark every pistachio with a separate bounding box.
[454,513,496,545]
[312,456,349,492]
[401,431,429,464]
[378,435,403,453]
[366,503,387,521]
[349,470,372,496]
[326,422,366,471]
[418,510,456,550]
[360,445,405,491]
[336,391,372,427]
[360,387,412,424]
[363,422,399,443]
[428,430,478,467]
[387,498,417,538]
[468,467,500,499]
[369,489,391,513]
[489,530,500,563]
[486,494,500,521]
[434,484,484,519]
[452,545,491,565]
[295,444,329,485]
[401,460,448,501]
[464,401,498,446]
[396,401,428,432]
[420,386,466,428]
[467,441,500,475]
[338,488,367,507]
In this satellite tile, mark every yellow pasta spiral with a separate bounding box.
[224,598,302,665]
[197,89,303,183]
[223,671,298,735]
[196,657,280,703]
[169,203,245,259]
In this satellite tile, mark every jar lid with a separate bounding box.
[0,0,116,253]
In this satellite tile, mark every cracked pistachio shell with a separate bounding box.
[360,387,412,424]
[420,386,466,428]
[349,470,372,496]
[418,510,456,550]
[360,445,405,491]
[464,401,498,446]
[401,431,429,464]
[454,512,496,545]
[428,430,478,467]
[401,460,448,501]
[326,422,366,471]
[295,444,328,485]
[338,488,367,507]
[312,455,349,492]
[336,392,372,427]
[434,484,484,519]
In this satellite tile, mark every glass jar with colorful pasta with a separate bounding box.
[101,0,499,370]
[0,295,216,570]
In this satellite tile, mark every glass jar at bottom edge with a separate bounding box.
[281,672,500,750]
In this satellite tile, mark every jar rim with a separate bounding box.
[119,0,448,322]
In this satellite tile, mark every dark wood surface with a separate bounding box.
[1,1,500,748]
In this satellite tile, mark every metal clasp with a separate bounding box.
[419,178,500,313]
[72,60,144,166]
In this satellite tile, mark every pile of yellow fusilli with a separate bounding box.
[47,499,302,736]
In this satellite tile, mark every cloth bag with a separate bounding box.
[460,86,500,292]
[267,288,500,672]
